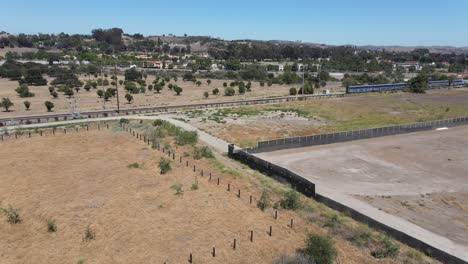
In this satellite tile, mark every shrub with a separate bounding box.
[23,101,31,110]
[153,119,163,126]
[125,93,133,104]
[174,85,183,95]
[83,225,95,241]
[44,101,54,112]
[289,87,297,95]
[238,84,246,94]
[193,146,214,160]
[224,87,235,96]
[191,176,199,190]
[301,234,336,264]
[170,184,183,195]
[280,189,302,210]
[0,97,14,112]
[97,89,104,98]
[223,82,227,87]
[351,226,372,247]
[1,206,21,224]
[212,88,219,95]
[47,219,57,232]
[119,118,130,124]
[159,158,171,174]
[15,84,35,98]
[371,237,400,259]
[203,91,209,98]
[323,213,342,228]
[127,162,142,169]
[257,190,271,211]
[196,80,202,86]
[51,91,58,98]
[175,130,198,145]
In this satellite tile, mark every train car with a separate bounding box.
[346,79,465,94]
[346,83,406,93]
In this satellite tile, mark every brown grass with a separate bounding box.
[0,129,388,264]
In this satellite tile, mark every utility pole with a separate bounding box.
[114,62,120,113]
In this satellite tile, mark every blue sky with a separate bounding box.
[2,0,467,46]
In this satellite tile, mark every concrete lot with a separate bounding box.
[257,126,468,251]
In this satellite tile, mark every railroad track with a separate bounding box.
[0,92,347,126]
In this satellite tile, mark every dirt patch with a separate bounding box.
[358,192,468,246]
[0,129,386,264]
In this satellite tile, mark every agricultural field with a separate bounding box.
[172,88,468,147]
[0,121,437,264]
[0,74,343,118]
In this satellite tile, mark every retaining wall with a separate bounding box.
[228,145,315,198]
[247,116,468,153]
[228,144,467,264]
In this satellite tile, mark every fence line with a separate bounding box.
[247,116,468,153]
[0,93,348,127]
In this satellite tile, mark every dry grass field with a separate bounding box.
[0,75,299,118]
[174,88,468,147]
[0,124,436,264]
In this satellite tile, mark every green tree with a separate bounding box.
[212,88,219,95]
[125,93,133,104]
[174,85,183,95]
[23,101,31,110]
[51,91,58,99]
[97,89,104,98]
[64,88,74,98]
[44,101,54,112]
[203,91,209,98]
[196,80,202,87]
[15,84,35,98]
[207,79,212,85]
[0,97,14,112]
[289,87,297,95]
[224,87,235,96]
[407,74,428,93]
[154,83,162,93]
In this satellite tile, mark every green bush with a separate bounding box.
[191,176,199,190]
[170,184,184,195]
[289,87,297,95]
[119,118,130,124]
[193,146,214,160]
[351,226,372,247]
[83,225,95,241]
[371,237,400,259]
[127,162,142,169]
[280,189,302,210]
[257,190,271,211]
[224,87,235,96]
[47,219,57,232]
[175,130,198,145]
[301,234,336,264]
[153,119,164,126]
[159,158,171,174]
[1,206,21,224]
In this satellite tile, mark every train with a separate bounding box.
[346,79,467,94]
